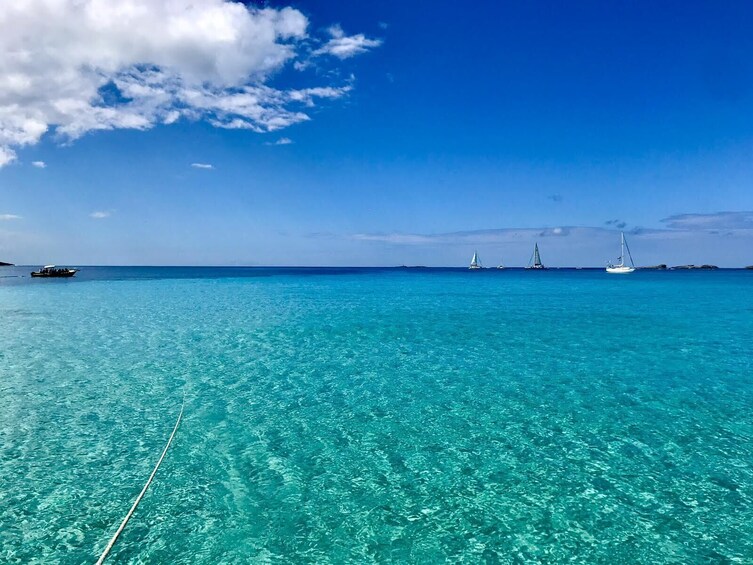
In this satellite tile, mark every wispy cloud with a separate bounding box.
[320,210,753,252]
[351,233,435,245]
[265,137,293,146]
[0,214,21,220]
[661,211,753,230]
[89,210,112,219]
[191,163,214,170]
[0,1,378,167]
[31,161,46,168]
[350,226,593,246]
[313,24,382,59]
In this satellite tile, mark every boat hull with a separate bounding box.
[31,270,78,278]
[606,266,635,274]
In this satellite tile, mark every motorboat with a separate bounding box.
[30,265,79,278]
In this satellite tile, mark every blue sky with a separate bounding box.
[1,0,752,266]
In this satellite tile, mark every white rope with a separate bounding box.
[96,395,185,564]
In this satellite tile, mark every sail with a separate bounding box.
[526,243,545,269]
[533,243,542,267]
[470,251,479,268]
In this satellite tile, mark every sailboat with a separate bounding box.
[606,232,635,274]
[469,250,482,269]
[526,243,545,269]
[496,259,505,270]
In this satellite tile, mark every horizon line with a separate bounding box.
[4,264,752,269]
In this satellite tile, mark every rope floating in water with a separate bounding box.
[96,395,185,564]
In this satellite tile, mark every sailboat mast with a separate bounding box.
[620,232,625,266]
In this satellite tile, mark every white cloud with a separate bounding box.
[31,160,46,168]
[191,162,214,169]
[0,1,379,167]
[313,24,382,59]
[0,147,15,167]
[90,210,112,219]
[0,214,22,220]
[266,137,293,146]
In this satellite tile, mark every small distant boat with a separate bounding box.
[30,265,79,278]
[496,259,505,270]
[526,243,545,270]
[606,232,635,274]
[469,251,482,270]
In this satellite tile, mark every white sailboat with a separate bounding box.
[469,250,482,269]
[606,232,635,274]
[496,259,505,270]
[526,243,545,269]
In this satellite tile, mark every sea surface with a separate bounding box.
[1,266,752,563]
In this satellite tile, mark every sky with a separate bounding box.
[1,0,753,267]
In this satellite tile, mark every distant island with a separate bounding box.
[670,264,719,270]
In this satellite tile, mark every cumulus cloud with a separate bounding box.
[0,214,22,220]
[191,162,214,169]
[661,211,753,230]
[31,160,46,168]
[0,147,15,167]
[0,1,378,166]
[266,137,293,145]
[313,24,382,59]
[90,210,112,219]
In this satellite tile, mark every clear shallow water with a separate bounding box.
[1,267,752,563]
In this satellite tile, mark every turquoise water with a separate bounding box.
[1,267,752,563]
